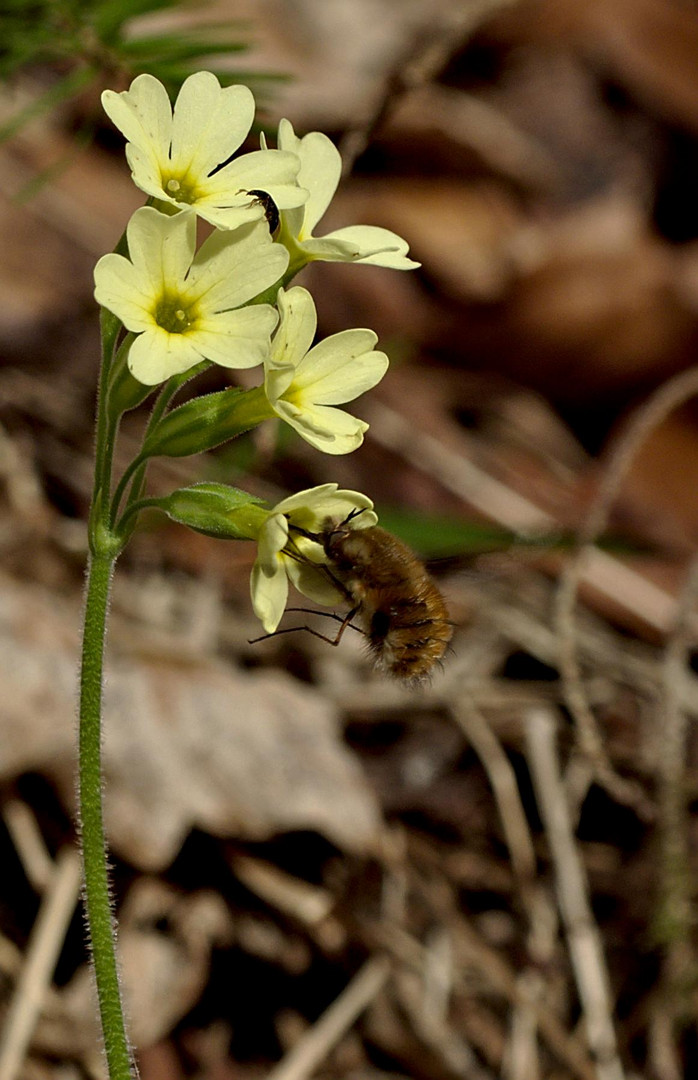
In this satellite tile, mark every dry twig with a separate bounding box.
[555,366,698,814]
[1,800,55,894]
[648,553,698,1080]
[266,954,391,1080]
[0,846,82,1080]
[339,0,526,174]
[524,706,625,1080]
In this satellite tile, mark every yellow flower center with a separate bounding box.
[154,295,196,334]
[161,173,200,205]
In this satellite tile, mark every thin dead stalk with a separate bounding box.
[648,553,698,1079]
[2,800,55,894]
[266,954,390,1080]
[451,699,557,1080]
[0,846,83,1080]
[339,0,525,175]
[524,706,625,1080]
[555,366,698,814]
[451,699,537,888]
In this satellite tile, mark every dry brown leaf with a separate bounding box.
[0,572,382,870]
[493,0,698,133]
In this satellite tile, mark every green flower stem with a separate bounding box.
[146,363,211,432]
[109,452,148,529]
[109,362,212,526]
[116,497,162,533]
[91,311,120,510]
[79,552,134,1080]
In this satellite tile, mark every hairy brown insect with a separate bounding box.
[288,513,453,683]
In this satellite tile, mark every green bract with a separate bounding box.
[153,483,269,540]
[141,386,273,459]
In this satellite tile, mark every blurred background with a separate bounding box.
[2,1,698,1077]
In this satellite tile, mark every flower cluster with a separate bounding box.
[83,70,428,1080]
[95,71,418,632]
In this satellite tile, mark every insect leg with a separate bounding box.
[285,608,363,633]
[248,607,360,646]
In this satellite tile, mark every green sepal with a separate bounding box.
[154,482,270,540]
[88,485,124,559]
[141,385,274,459]
[99,305,122,368]
[106,334,158,418]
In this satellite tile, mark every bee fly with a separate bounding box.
[257,511,454,684]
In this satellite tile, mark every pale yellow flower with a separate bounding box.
[264,287,388,454]
[250,485,376,633]
[275,119,419,271]
[94,207,288,384]
[102,72,307,230]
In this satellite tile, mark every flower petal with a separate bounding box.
[278,120,341,236]
[296,235,363,262]
[316,225,420,269]
[127,327,205,385]
[124,144,168,201]
[127,206,196,289]
[258,512,289,568]
[188,221,289,309]
[286,558,345,607]
[101,74,172,168]
[251,513,290,632]
[170,74,253,178]
[269,285,317,369]
[292,330,388,403]
[250,558,289,634]
[274,484,373,522]
[276,400,368,455]
[273,483,340,517]
[203,150,305,210]
[93,253,155,330]
[192,305,278,369]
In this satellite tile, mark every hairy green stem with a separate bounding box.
[79,553,134,1080]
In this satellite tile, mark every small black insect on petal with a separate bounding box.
[247,190,280,236]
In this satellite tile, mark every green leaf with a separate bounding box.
[375,508,657,563]
[90,0,173,37]
[372,509,522,558]
[155,482,268,540]
[141,386,273,459]
[120,29,249,62]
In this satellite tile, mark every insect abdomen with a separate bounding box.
[323,524,453,683]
